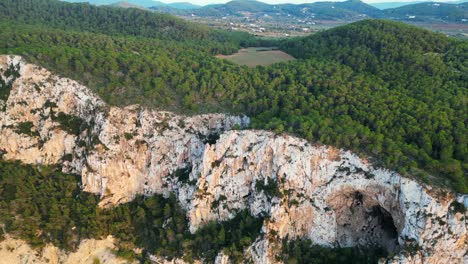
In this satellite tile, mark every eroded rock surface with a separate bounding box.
[0,235,135,264]
[187,130,467,263]
[0,55,248,206]
[0,55,466,263]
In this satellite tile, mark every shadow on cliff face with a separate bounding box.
[328,189,401,255]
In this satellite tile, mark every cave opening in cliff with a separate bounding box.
[330,190,400,256]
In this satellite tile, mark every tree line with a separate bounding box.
[0,19,465,192]
[0,159,265,263]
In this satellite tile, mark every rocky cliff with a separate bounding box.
[0,55,466,263]
[0,235,136,264]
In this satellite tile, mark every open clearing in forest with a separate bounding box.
[216,47,295,67]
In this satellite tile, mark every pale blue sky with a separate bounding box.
[160,0,460,6]
[66,0,463,8]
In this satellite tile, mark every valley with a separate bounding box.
[63,0,468,37]
[0,0,467,263]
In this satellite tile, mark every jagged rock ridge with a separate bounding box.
[0,55,466,263]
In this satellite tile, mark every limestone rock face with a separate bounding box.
[0,55,248,206]
[0,55,466,263]
[0,235,135,264]
[189,130,467,263]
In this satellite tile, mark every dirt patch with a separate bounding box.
[216,47,295,67]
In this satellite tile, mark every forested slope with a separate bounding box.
[0,0,268,47]
[383,2,468,22]
[1,17,466,193]
[0,0,260,46]
[0,159,264,262]
[277,20,467,191]
[0,1,467,261]
[0,23,250,111]
[1,0,467,198]
[0,0,208,40]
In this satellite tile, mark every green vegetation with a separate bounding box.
[0,0,268,51]
[0,62,20,102]
[0,1,466,261]
[450,201,466,214]
[151,0,382,20]
[279,20,467,191]
[0,22,250,112]
[217,47,295,67]
[123,132,134,140]
[255,178,281,198]
[15,122,37,137]
[384,2,468,23]
[0,159,264,262]
[0,157,382,262]
[52,112,88,136]
[0,159,102,250]
[1,0,210,43]
[281,238,387,264]
[173,165,193,184]
[182,210,264,263]
[203,133,220,145]
[0,17,465,192]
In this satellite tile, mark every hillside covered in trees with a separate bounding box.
[0,0,262,47]
[383,1,468,23]
[0,0,467,262]
[148,0,383,20]
[146,0,467,23]
[1,0,466,193]
[278,20,467,192]
[0,159,267,263]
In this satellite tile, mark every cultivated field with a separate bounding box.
[216,47,295,67]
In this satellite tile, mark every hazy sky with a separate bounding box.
[158,0,460,6]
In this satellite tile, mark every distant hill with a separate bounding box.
[186,0,277,16]
[64,0,165,7]
[167,2,200,9]
[109,1,149,9]
[63,0,199,9]
[148,0,467,23]
[384,2,468,22]
[63,0,468,22]
[1,0,214,41]
[279,0,382,19]
[369,1,425,10]
[280,19,453,62]
[216,0,274,13]
[151,0,382,20]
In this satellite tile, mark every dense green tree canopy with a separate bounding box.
[1,158,405,263]
[0,18,466,192]
[0,159,265,262]
[0,2,467,262]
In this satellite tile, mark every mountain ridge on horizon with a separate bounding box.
[0,0,467,262]
[62,0,467,9]
[63,0,467,23]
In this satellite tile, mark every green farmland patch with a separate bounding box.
[217,47,295,67]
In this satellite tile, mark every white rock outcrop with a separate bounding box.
[0,55,248,206]
[0,235,136,264]
[189,130,467,263]
[0,55,466,263]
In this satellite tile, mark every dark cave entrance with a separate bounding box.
[330,190,401,255]
[371,205,399,240]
